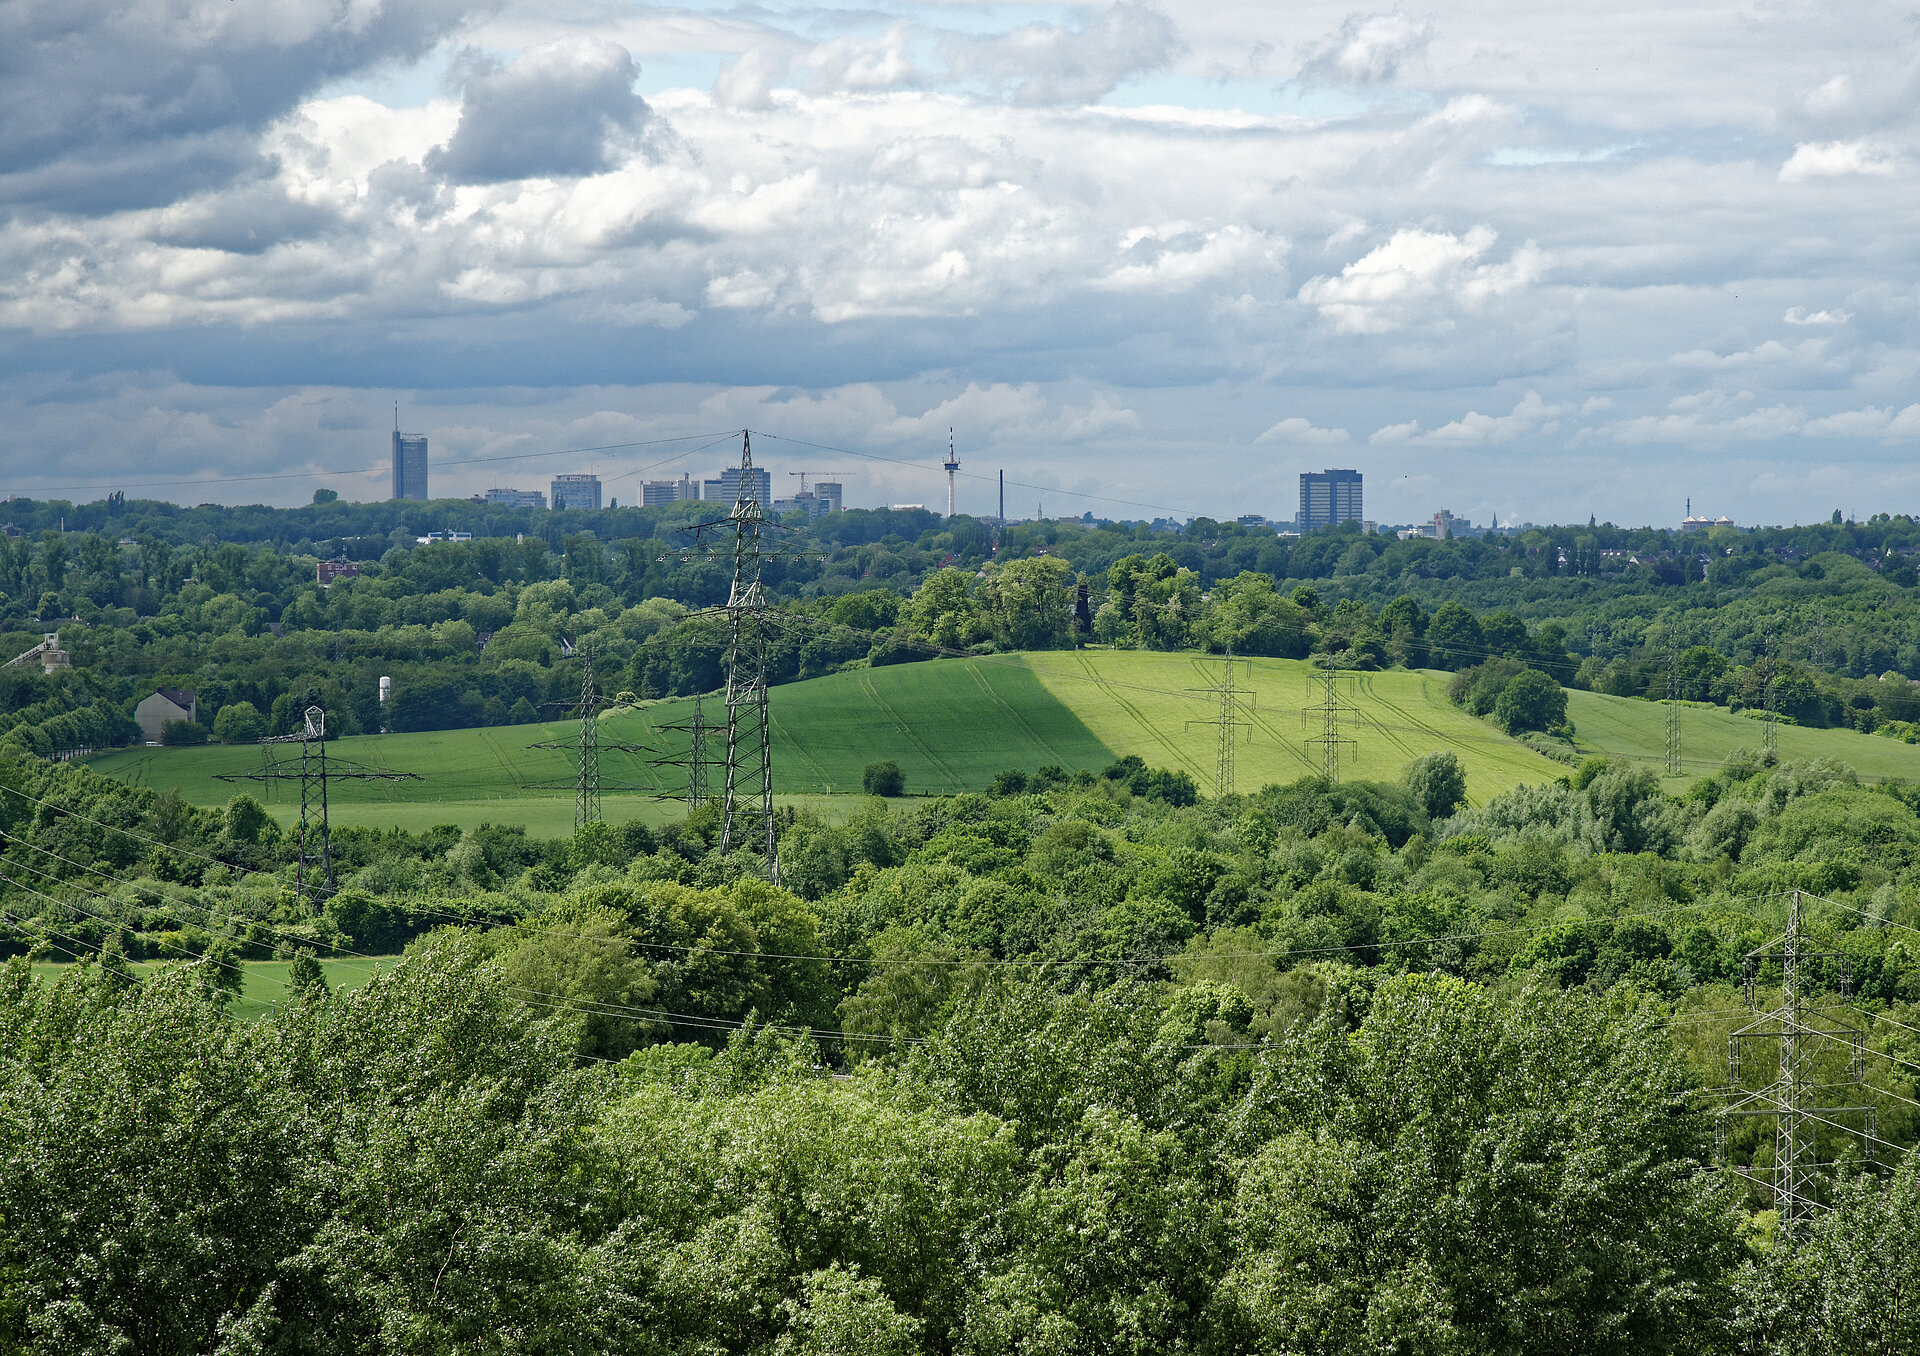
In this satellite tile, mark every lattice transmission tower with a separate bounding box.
[651,688,712,810]
[1301,656,1361,781]
[1719,889,1879,1237]
[1761,631,1779,758]
[525,646,653,831]
[1186,648,1256,798]
[1665,620,1682,776]
[216,706,420,905]
[668,432,782,879]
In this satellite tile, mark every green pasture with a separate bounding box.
[27,955,398,1021]
[86,658,1117,817]
[1019,651,1563,806]
[84,651,1920,826]
[1563,690,1920,783]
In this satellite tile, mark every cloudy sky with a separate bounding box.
[3,0,1918,527]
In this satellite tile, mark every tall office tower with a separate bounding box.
[812,481,843,514]
[392,412,428,501]
[550,473,603,511]
[1297,468,1363,530]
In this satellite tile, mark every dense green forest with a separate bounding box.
[2,738,1919,1350]
[5,494,1920,1349]
[4,495,1920,758]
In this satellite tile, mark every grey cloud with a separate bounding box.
[948,3,1182,106]
[427,40,651,185]
[152,178,338,255]
[0,0,483,212]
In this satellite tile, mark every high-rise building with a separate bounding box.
[392,428,428,501]
[483,487,546,509]
[551,473,602,511]
[641,475,700,507]
[703,466,773,504]
[812,481,842,514]
[1298,469,1362,530]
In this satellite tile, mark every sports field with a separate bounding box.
[85,650,1920,825]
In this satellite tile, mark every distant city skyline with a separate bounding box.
[6,3,1917,528]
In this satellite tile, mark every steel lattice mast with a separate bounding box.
[215,706,420,905]
[526,646,652,830]
[1301,655,1359,781]
[1187,648,1255,798]
[715,432,779,878]
[1719,889,1879,1238]
[652,688,711,809]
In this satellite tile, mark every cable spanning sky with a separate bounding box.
[3,1,1917,526]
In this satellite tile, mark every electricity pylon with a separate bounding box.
[1719,889,1878,1238]
[525,646,652,830]
[652,688,712,809]
[676,432,780,880]
[215,706,420,904]
[1665,621,1682,776]
[1187,649,1255,797]
[1301,655,1360,781]
[1761,631,1779,758]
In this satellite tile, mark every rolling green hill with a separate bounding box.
[85,652,1920,829]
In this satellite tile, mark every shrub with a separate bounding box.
[160,719,210,746]
[863,761,906,796]
[1494,669,1570,735]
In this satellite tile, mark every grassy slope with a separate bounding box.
[84,652,1920,827]
[86,658,1118,817]
[1565,690,1920,783]
[1018,652,1563,807]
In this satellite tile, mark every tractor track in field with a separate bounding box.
[970,661,1072,766]
[859,673,964,791]
[1066,652,1209,783]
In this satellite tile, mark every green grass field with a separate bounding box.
[1018,651,1563,806]
[28,955,397,1020]
[1564,690,1920,784]
[84,651,1920,826]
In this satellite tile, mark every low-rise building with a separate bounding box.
[483,488,547,510]
[135,688,197,745]
[317,558,359,586]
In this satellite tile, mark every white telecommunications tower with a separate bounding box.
[944,429,959,519]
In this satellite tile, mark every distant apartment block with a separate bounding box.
[1298,468,1363,531]
[316,558,360,586]
[812,482,843,514]
[703,467,773,505]
[483,487,546,510]
[641,475,700,507]
[551,473,603,510]
[392,430,428,501]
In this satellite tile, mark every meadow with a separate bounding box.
[86,651,1920,827]
[28,955,397,1020]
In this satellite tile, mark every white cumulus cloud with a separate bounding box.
[1296,226,1543,334]
[1778,140,1899,182]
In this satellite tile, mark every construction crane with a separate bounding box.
[787,471,854,494]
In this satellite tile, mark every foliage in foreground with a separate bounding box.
[17,936,1913,1355]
